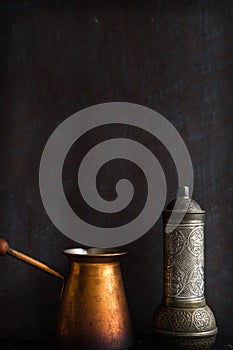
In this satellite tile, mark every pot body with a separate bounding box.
[152,187,218,350]
[57,250,134,350]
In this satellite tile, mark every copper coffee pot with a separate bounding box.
[0,239,134,350]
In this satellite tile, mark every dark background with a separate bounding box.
[0,0,232,349]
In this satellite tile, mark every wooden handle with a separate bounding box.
[0,238,64,281]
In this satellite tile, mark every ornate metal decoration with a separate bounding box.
[152,186,218,350]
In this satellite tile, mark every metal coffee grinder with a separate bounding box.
[152,186,218,350]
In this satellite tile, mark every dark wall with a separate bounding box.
[0,0,232,348]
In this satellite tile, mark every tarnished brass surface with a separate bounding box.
[153,334,217,350]
[153,302,217,337]
[57,248,134,350]
[152,186,218,350]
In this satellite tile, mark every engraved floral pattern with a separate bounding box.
[153,305,217,337]
[188,227,204,257]
[171,267,186,295]
[166,230,185,257]
[194,309,211,330]
[170,310,192,331]
[165,224,205,299]
[189,266,204,296]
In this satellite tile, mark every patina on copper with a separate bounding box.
[0,240,134,350]
[152,186,218,350]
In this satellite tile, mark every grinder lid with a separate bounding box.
[165,186,203,212]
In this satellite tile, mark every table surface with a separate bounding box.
[0,339,226,350]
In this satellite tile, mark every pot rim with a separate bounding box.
[62,247,127,257]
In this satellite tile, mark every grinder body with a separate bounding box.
[152,187,218,350]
